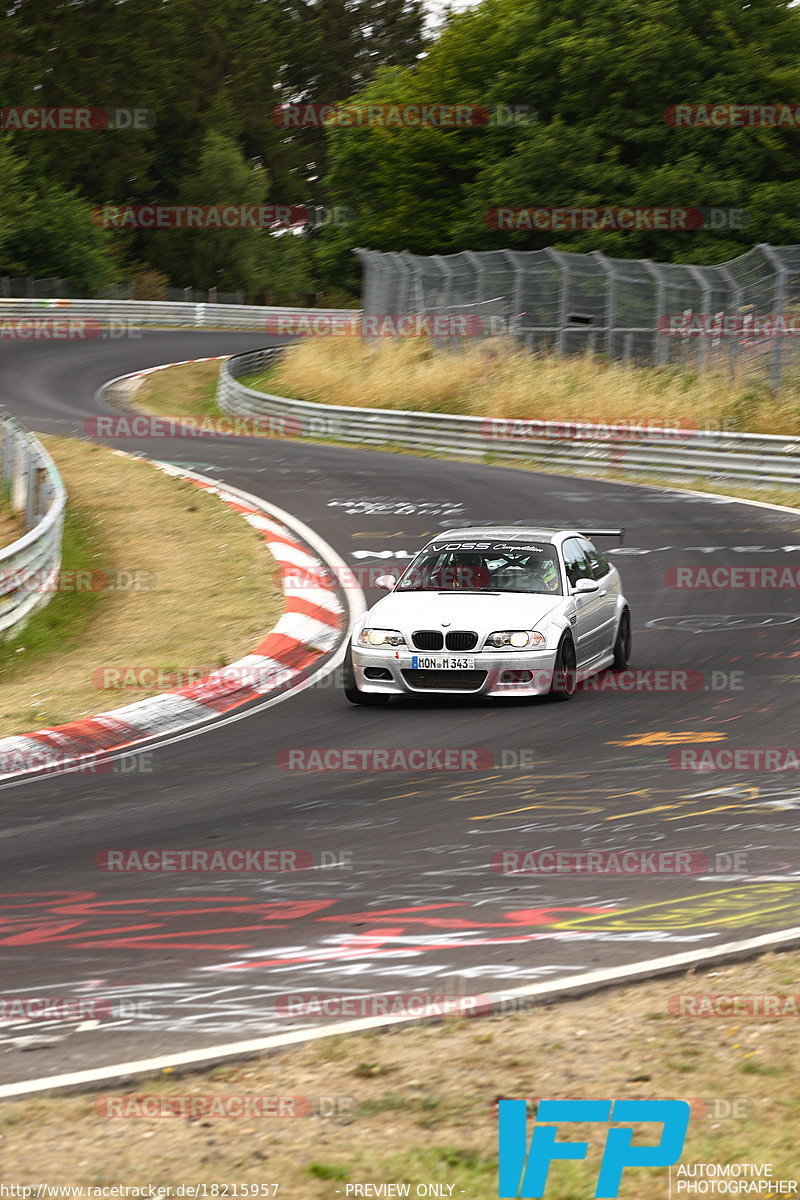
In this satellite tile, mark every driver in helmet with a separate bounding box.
[526,555,560,593]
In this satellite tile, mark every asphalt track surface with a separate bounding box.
[1,331,799,1086]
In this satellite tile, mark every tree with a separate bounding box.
[272,0,427,200]
[147,131,271,295]
[321,0,800,266]
[0,138,115,292]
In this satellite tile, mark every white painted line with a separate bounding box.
[3,924,799,1099]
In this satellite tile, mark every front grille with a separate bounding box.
[445,630,478,651]
[401,669,488,692]
[412,630,444,651]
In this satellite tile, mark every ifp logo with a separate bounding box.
[498,1099,690,1197]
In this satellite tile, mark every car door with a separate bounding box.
[578,536,619,657]
[562,537,606,666]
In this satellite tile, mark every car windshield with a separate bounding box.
[396,542,563,595]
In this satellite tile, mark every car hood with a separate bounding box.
[364,589,565,634]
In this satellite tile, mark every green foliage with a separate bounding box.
[0,0,426,295]
[147,130,270,293]
[0,136,115,292]
[323,0,800,264]
[307,1163,349,1181]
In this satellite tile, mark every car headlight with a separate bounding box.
[358,628,406,647]
[486,630,546,649]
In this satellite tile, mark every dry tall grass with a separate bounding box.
[258,337,800,435]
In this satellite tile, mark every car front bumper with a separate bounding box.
[350,644,560,697]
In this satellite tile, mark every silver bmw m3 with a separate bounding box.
[343,527,631,704]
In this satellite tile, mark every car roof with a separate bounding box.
[428,527,572,544]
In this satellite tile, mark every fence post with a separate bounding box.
[640,260,668,365]
[500,249,524,342]
[686,265,712,371]
[543,248,569,353]
[590,251,614,357]
[756,243,787,392]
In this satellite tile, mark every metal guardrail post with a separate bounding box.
[0,413,67,639]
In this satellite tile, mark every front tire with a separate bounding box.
[548,635,577,701]
[343,647,391,706]
[612,607,632,669]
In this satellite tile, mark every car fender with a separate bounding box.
[540,601,573,648]
[612,592,629,628]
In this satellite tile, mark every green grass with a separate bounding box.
[0,501,106,685]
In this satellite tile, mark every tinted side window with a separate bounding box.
[563,538,592,587]
[580,537,610,579]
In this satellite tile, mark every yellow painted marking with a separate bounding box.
[554,883,800,932]
[608,731,728,746]
[471,804,604,820]
[605,803,678,821]
[606,789,656,800]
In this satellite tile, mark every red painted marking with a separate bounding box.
[284,597,342,627]
[251,633,321,665]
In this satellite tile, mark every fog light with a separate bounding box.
[499,670,532,684]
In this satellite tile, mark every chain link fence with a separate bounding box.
[355,244,800,391]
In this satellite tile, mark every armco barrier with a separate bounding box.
[3,296,797,486]
[0,298,357,331]
[0,414,66,637]
[217,347,800,487]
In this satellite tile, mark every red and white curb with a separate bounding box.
[0,466,349,779]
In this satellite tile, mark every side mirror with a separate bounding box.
[374,574,397,591]
[572,576,599,594]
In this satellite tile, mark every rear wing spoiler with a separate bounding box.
[580,528,625,544]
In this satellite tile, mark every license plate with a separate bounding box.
[411,655,475,670]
